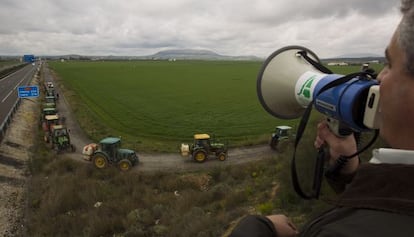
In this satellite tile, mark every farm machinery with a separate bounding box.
[269,125,294,151]
[180,134,228,163]
[43,95,56,109]
[82,137,139,171]
[41,107,57,120]
[40,79,70,154]
[42,114,60,142]
[50,125,76,153]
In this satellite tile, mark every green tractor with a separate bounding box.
[43,95,56,109]
[270,125,293,151]
[40,107,58,124]
[83,137,139,171]
[50,125,75,153]
[180,134,228,163]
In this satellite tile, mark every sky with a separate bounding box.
[0,0,402,58]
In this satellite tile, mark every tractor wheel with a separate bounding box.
[118,159,132,171]
[193,150,207,163]
[217,152,227,161]
[270,137,279,150]
[92,154,108,169]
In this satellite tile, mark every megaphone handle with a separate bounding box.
[326,117,353,137]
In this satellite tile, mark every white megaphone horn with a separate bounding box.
[257,45,380,135]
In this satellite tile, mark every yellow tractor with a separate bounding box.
[181,134,228,163]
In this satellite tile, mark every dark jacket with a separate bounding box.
[230,163,414,237]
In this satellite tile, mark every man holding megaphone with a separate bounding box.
[230,0,414,236]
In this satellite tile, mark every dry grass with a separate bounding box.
[25,116,385,236]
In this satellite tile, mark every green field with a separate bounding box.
[48,60,382,152]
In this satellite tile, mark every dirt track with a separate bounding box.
[0,63,277,235]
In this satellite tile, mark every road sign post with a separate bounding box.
[18,86,39,98]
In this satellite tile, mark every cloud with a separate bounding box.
[0,0,402,57]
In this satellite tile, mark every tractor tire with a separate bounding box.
[92,153,108,169]
[217,152,227,161]
[193,150,207,163]
[118,159,132,171]
[270,137,279,150]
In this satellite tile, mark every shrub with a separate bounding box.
[257,202,274,215]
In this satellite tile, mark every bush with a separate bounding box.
[257,202,274,215]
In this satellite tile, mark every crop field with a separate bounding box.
[0,60,21,69]
[48,60,383,151]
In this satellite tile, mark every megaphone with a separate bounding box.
[257,45,380,135]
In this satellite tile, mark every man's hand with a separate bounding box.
[314,121,359,174]
[266,214,298,237]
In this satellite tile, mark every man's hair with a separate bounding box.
[400,0,414,74]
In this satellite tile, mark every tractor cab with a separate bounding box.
[275,125,292,138]
[41,107,57,120]
[46,88,55,96]
[45,96,56,104]
[99,137,122,161]
[270,125,293,151]
[43,96,56,109]
[50,125,75,153]
[52,125,68,137]
[43,114,60,132]
[193,134,212,151]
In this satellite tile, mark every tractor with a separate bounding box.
[82,137,139,171]
[42,114,60,142]
[43,95,56,109]
[270,125,293,151]
[40,107,58,124]
[50,125,75,153]
[180,134,228,163]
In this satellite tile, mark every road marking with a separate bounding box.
[2,90,14,103]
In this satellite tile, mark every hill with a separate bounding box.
[146,49,261,61]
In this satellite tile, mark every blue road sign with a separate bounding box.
[18,86,39,98]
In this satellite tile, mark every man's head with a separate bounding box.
[399,0,414,75]
[377,0,414,149]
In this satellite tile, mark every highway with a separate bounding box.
[0,63,39,128]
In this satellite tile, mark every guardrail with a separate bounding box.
[0,99,21,142]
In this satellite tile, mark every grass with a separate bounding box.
[0,59,21,68]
